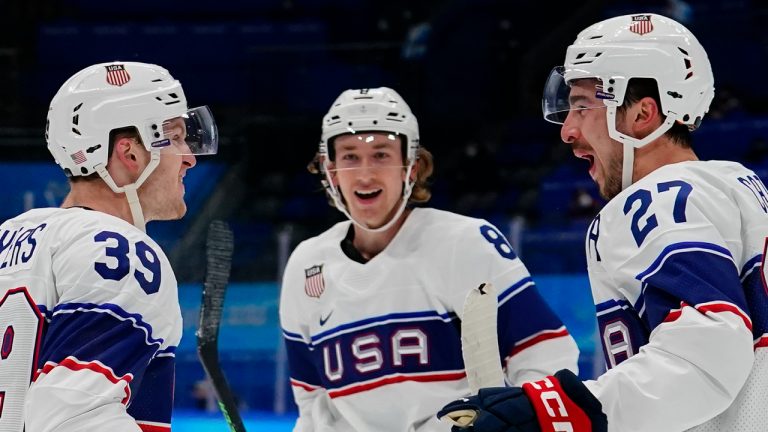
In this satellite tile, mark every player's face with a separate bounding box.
[560,80,623,200]
[141,117,197,221]
[330,132,408,229]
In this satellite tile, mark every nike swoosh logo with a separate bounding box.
[319,310,334,326]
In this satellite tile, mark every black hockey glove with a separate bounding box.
[437,369,607,432]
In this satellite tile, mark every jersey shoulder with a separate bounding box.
[593,160,756,273]
[403,208,528,297]
[599,160,755,233]
[404,208,512,258]
[288,219,350,264]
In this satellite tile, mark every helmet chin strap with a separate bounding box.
[95,150,161,232]
[323,160,416,233]
[605,106,678,191]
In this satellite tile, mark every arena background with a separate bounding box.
[2,0,766,429]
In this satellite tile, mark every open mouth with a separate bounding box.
[575,152,595,174]
[354,189,382,200]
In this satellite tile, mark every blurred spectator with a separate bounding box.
[745,137,768,166]
[665,0,693,24]
[709,86,747,120]
[192,379,218,412]
[568,187,601,220]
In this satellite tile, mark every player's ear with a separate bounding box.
[113,136,147,175]
[631,96,662,138]
[408,158,419,183]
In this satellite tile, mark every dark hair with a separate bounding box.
[618,78,692,148]
[69,126,141,182]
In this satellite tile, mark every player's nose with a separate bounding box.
[182,153,197,169]
[560,112,581,145]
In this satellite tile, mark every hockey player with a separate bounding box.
[0,62,218,431]
[438,13,767,432]
[279,87,579,431]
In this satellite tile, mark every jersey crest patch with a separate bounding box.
[304,265,325,298]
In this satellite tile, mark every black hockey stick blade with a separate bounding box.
[196,220,246,432]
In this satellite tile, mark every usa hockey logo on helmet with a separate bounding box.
[304,265,325,298]
[629,14,653,36]
[105,64,131,87]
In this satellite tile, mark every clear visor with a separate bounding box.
[542,66,608,124]
[326,132,408,173]
[152,105,218,155]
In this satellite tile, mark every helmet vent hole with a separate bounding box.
[595,52,602,57]
[685,71,693,80]
[80,167,88,175]
[331,115,340,120]
[373,120,378,125]
[164,100,182,106]
[151,78,163,82]
[387,112,399,117]
[73,103,83,112]
[678,47,689,55]
[684,58,692,69]
[169,93,178,98]
[575,53,585,59]
[72,114,79,126]
[683,114,690,122]
[72,127,81,135]
[588,35,603,40]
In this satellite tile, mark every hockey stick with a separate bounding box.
[442,282,505,427]
[196,220,246,432]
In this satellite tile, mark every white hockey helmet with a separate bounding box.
[542,13,714,189]
[319,87,420,232]
[46,61,218,230]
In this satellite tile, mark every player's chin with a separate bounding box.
[175,202,188,219]
[351,208,386,229]
[163,201,188,221]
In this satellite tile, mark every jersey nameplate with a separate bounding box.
[0,223,47,274]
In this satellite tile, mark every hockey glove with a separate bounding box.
[437,369,607,432]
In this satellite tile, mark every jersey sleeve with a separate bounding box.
[586,179,755,431]
[448,220,579,385]
[279,242,326,431]
[25,223,181,432]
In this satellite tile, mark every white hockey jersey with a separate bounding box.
[582,161,768,431]
[0,207,181,432]
[280,207,579,431]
